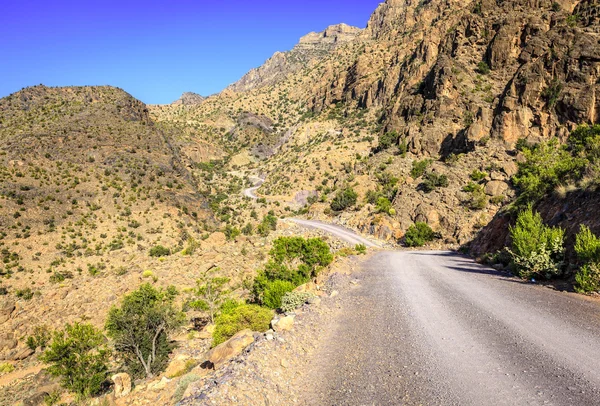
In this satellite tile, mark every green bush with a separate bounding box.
[40,323,109,399]
[355,244,367,255]
[513,138,586,205]
[262,279,295,309]
[377,131,398,151]
[410,159,431,179]
[508,207,564,279]
[470,170,488,182]
[421,172,448,192]
[476,61,490,75]
[212,303,272,346]
[252,237,332,306]
[26,325,50,351]
[280,291,315,313]
[106,284,184,378]
[330,188,358,211]
[375,197,392,214]
[575,263,600,293]
[404,222,435,247]
[149,245,171,257]
[574,225,600,263]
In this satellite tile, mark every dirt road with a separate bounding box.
[302,251,600,405]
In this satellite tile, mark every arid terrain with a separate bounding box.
[2,0,600,404]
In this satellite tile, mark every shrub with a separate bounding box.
[0,362,15,375]
[262,279,295,309]
[190,274,230,323]
[476,61,490,75]
[508,207,564,279]
[252,237,332,305]
[105,284,184,378]
[574,225,600,263]
[513,139,585,205]
[26,325,51,351]
[377,131,398,151]
[15,288,34,300]
[224,225,240,241]
[421,172,448,192]
[470,170,488,182]
[355,244,367,255]
[375,197,392,214]
[410,159,431,179]
[149,245,170,257]
[404,222,435,247]
[280,291,315,313]
[40,323,109,399]
[212,303,272,346]
[330,188,358,211]
[574,263,600,293]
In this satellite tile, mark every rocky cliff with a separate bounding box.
[227,23,362,93]
[172,91,205,105]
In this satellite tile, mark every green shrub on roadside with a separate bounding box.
[40,323,109,399]
[574,225,600,263]
[0,362,15,375]
[280,291,315,313]
[404,222,435,247]
[212,303,272,347]
[375,197,392,214]
[261,279,295,309]
[355,244,367,255]
[508,206,564,279]
[575,263,600,293]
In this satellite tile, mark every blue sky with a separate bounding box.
[0,0,381,104]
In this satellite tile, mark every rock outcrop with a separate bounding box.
[227,24,361,93]
[172,92,205,105]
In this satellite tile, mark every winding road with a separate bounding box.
[243,176,265,199]
[301,250,600,405]
[243,181,600,405]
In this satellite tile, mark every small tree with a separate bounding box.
[191,271,231,323]
[105,284,184,378]
[40,322,109,400]
[404,222,435,247]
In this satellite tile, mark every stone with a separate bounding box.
[203,329,255,370]
[111,372,132,398]
[281,358,290,368]
[165,354,192,378]
[148,376,170,391]
[0,298,15,324]
[329,290,339,298]
[485,180,509,196]
[7,344,34,360]
[272,315,294,332]
[307,296,321,306]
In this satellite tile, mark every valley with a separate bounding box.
[2,0,600,404]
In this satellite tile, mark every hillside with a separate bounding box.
[151,0,600,248]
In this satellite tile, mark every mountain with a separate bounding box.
[172,91,205,105]
[150,0,600,248]
[227,23,362,93]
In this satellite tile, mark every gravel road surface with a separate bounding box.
[303,251,600,406]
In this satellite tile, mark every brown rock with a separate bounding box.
[111,372,132,398]
[165,354,191,378]
[0,298,15,324]
[485,181,509,196]
[272,315,295,332]
[203,329,255,369]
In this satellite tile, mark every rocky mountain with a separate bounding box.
[226,23,362,93]
[173,91,205,105]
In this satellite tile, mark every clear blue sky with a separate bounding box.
[0,0,381,104]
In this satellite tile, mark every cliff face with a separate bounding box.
[307,0,600,153]
[226,23,362,93]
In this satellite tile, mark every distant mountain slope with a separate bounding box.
[226,23,362,93]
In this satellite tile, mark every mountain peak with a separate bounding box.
[172,91,205,105]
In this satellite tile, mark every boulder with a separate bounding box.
[272,315,294,332]
[0,298,15,324]
[203,329,255,370]
[485,181,509,196]
[111,372,132,398]
[165,354,191,378]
